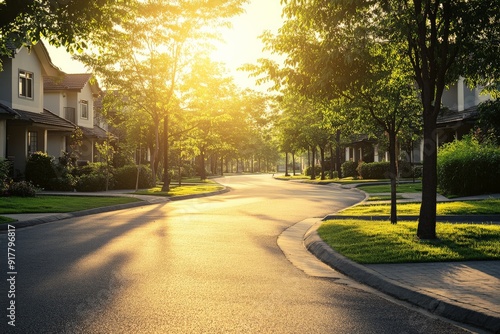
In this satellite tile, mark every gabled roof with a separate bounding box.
[13,109,75,130]
[31,42,64,77]
[437,105,479,125]
[44,73,101,95]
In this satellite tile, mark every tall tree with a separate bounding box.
[277,0,500,236]
[78,0,245,190]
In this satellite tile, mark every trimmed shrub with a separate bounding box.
[75,173,111,192]
[73,163,113,191]
[9,181,38,197]
[25,152,57,189]
[114,165,155,189]
[0,159,12,195]
[303,165,322,177]
[437,136,500,196]
[341,161,359,178]
[357,161,391,179]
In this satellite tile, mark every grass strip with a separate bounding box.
[134,184,224,197]
[0,195,141,214]
[340,199,500,216]
[358,183,422,194]
[318,219,500,264]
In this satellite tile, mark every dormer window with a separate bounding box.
[80,100,89,119]
[19,70,34,99]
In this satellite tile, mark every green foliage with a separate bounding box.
[73,162,114,192]
[341,161,359,178]
[0,159,12,195]
[114,165,155,190]
[357,161,390,179]
[8,181,39,197]
[25,152,57,190]
[475,100,500,144]
[303,165,322,177]
[437,136,500,196]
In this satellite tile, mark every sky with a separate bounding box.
[46,0,284,91]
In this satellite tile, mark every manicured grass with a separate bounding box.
[340,199,500,216]
[318,219,500,264]
[0,216,16,223]
[134,184,224,197]
[367,195,404,201]
[274,174,310,180]
[0,195,141,214]
[333,178,388,184]
[358,182,422,194]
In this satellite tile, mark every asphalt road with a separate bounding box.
[1,174,472,333]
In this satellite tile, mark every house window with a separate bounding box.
[28,131,38,155]
[19,70,34,99]
[80,100,88,119]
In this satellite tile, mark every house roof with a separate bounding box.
[0,103,21,119]
[44,73,93,91]
[437,105,479,125]
[13,109,75,130]
[80,125,109,139]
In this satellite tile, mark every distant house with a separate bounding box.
[44,73,108,162]
[343,78,493,166]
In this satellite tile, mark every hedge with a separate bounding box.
[341,161,358,178]
[357,161,391,179]
[114,164,155,189]
[437,136,500,196]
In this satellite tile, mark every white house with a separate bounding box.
[0,42,75,175]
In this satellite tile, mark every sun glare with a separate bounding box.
[46,0,284,91]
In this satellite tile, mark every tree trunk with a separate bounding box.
[161,115,170,192]
[292,152,296,176]
[220,156,224,176]
[199,149,207,180]
[319,146,326,180]
[389,130,398,225]
[417,114,438,239]
[329,144,334,179]
[285,152,290,176]
[310,146,316,180]
[336,130,342,178]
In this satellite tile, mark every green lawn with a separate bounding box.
[0,195,141,214]
[357,183,422,194]
[134,184,224,197]
[340,199,500,216]
[318,219,500,264]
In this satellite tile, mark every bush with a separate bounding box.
[357,161,391,179]
[114,165,155,189]
[73,162,115,192]
[0,159,12,195]
[25,152,57,189]
[9,181,39,197]
[75,173,111,192]
[303,165,322,177]
[341,161,359,178]
[437,136,500,196]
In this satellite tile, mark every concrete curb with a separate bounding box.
[0,186,230,231]
[304,222,500,333]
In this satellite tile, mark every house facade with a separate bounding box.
[0,42,106,177]
[44,73,107,163]
[0,43,76,176]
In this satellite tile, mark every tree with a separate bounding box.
[0,0,127,69]
[278,0,500,237]
[78,0,245,191]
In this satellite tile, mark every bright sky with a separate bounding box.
[46,0,284,91]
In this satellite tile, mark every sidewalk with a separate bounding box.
[305,187,500,333]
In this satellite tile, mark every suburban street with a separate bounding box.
[1,174,472,333]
